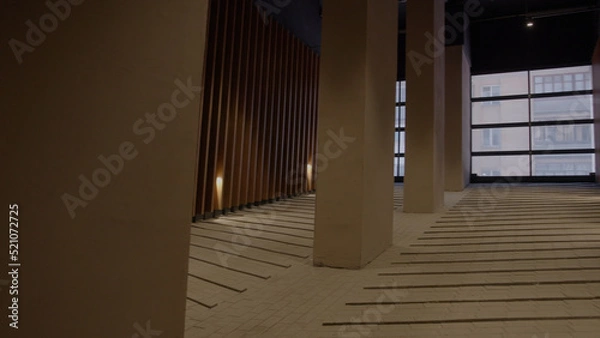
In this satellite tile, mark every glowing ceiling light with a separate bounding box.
[526,18,534,27]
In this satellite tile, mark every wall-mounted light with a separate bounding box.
[215,177,223,210]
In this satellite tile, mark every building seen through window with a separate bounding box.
[481,85,501,105]
[393,66,595,179]
[471,65,595,177]
[394,81,406,178]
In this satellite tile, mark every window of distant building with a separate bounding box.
[533,72,592,94]
[470,65,595,179]
[480,169,501,176]
[532,125,593,148]
[482,128,501,148]
[481,85,501,105]
[533,155,594,176]
[394,81,406,179]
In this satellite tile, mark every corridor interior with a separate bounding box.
[184,184,600,337]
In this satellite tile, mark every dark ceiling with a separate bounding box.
[271,0,599,76]
[424,0,598,24]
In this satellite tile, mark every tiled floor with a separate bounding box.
[185,184,600,337]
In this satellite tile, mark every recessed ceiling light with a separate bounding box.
[526,18,534,27]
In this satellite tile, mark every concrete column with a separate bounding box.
[1,0,208,337]
[314,0,398,269]
[445,45,471,191]
[404,0,446,212]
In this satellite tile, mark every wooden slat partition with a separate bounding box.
[289,37,298,196]
[197,0,221,217]
[223,0,245,210]
[194,0,320,218]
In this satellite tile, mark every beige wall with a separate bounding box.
[594,40,600,183]
[445,45,471,191]
[314,0,397,268]
[0,1,208,337]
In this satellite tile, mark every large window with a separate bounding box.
[471,66,596,178]
[394,81,406,179]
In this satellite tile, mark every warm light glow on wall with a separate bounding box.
[215,177,223,210]
[194,0,320,217]
[307,164,313,191]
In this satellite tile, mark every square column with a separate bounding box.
[1,0,209,336]
[404,0,446,213]
[314,0,398,268]
[445,45,471,191]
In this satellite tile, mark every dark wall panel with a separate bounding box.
[195,0,320,217]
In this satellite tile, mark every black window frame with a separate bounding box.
[470,66,596,183]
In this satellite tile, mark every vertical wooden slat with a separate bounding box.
[222,0,244,211]
[292,37,302,196]
[310,52,317,189]
[255,17,272,204]
[224,0,245,210]
[282,32,293,198]
[277,25,291,198]
[300,46,310,193]
[240,5,254,208]
[197,0,224,217]
[286,37,298,197]
[296,38,303,195]
[212,0,237,212]
[248,7,265,206]
[310,52,319,191]
[299,45,309,193]
[192,0,215,217]
[233,0,254,209]
[270,23,284,199]
[309,51,317,191]
[206,0,231,213]
[242,6,261,207]
[305,49,315,192]
[295,42,304,194]
[262,20,278,201]
[286,37,297,196]
[313,53,320,189]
